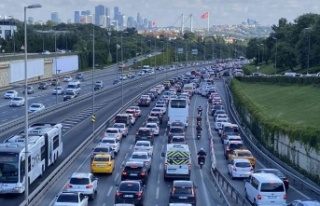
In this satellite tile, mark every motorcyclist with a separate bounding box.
[198,106,203,114]
[196,115,202,125]
[196,124,202,134]
[197,148,207,164]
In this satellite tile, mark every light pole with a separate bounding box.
[154,39,157,82]
[166,40,169,79]
[24,4,42,204]
[260,43,264,64]
[161,41,164,66]
[120,31,125,107]
[92,25,95,132]
[107,28,112,64]
[256,44,260,65]
[304,27,311,74]
[272,37,277,75]
[140,37,143,69]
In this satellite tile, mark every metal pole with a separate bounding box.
[55,32,58,104]
[307,31,310,74]
[154,39,157,82]
[23,7,29,204]
[273,37,277,75]
[121,32,123,107]
[92,26,95,132]
[140,37,143,69]
[166,40,168,79]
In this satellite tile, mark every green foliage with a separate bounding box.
[235,76,320,85]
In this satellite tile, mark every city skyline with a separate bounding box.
[0,0,319,27]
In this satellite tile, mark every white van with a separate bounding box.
[66,80,81,95]
[245,173,287,206]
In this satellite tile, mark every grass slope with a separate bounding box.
[237,82,320,128]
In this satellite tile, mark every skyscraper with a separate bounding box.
[95,5,105,26]
[51,11,59,23]
[105,7,110,17]
[114,6,119,20]
[74,11,80,23]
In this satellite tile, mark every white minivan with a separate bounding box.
[245,173,287,206]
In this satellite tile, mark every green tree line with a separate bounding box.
[246,13,320,73]
[0,20,246,69]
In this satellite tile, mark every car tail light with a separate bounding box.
[187,163,192,167]
[136,192,143,197]
[66,184,72,188]
[116,191,122,196]
[226,147,230,151]
[91,163,96,167]
[191,188,195,197]
[232,166,237,171]
[283,178,289,182]
[257,194,262,200]
[122,171,127,175]
[144,161,149,164]
[283,194,287,200]
[140,172,146,176]
[250,166,254,171]
[86,184,93,189]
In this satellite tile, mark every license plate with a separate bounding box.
[124,194,134,198]
[129,173,138,176]
[97,164,105,167]
[179,196,188,199]
[269,196,276,199]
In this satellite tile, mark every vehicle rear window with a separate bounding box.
[106,130,117,133]
[119,183,140,191]
[260,183,284,192]
[229,143,243,150]
[131,154,148,159]
[146,124,156,128]
[224,126,239,134]
[124,166,143,172]
[238,151,252,157]
[93,147,110,153]
[69,178,89,185]
[57,194,78,203]
[235,162,251,168]
[101,139,115,144]
[170,128,184,133]
[94,157,109,161]
[174,187,192,194]
[136,142,150,147]
[262,170,285,177]
[138,130,151,136]
[113,124,124,128]
[172,138,185,143]
[170,100,187,108]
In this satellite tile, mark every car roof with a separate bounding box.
[93,153,111,158]
[232,158,251,163]
[135,140,151,144]
[71,172,92,178]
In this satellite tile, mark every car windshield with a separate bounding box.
[101,139,115,144]
[238,151,252,157]
[260,183,284,192]
[225,126,239,134]
[172,138,185,143]
[56,194,79,203]
[113,124,124,128]
[93,147,110,153]
[131,154,148,159]
[229,143,243,149]
[235,162,251,167]
[119,183,140,192]
[136,142,150,147]
[69,178,89,185]
[94,157,110,162]
[7,91,14,94]
[146,124,156,128]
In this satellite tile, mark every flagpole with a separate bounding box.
[207,12,210,34]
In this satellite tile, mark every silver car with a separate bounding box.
[129,151,152,171]
[28,103,45,113]
[65,173,98,200]
[9,97,25,107]
[133,140,153,156]
[52,86,65,95]
[4,90,18,99]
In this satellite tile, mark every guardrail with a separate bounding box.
[223,80,320,199]
[205,102,232,206]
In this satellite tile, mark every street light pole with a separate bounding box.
[54,31,58,104]
[24,4,42,204]
[121,31,124,107]
[166,40,168,79]
[154,39,157,82]
[272,37,277,75]
[261,44,264,64]
[92,25,95,133]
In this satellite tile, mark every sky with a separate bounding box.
[0,0,319,27]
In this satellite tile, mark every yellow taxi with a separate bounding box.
[91,153,114,174]
[228,149,255,167]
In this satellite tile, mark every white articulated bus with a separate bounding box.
[168,97,189,127]
[0,123,63,194]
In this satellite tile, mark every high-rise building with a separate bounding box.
[74,11,80,23]
[51,11,59,23]
[137,13,140,25]
[95,4,105,25]
[114,6,119,20]
[100,15,107,27]
[105,7,110,17]
[106,16,111,27]
[87,15,94,24]
[127,16,134,28]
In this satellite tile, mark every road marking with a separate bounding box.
[161,144,164,151]
[125,153,128,159]
[129,145,132,149]
[156,187,159,199]
[102,203,106,206]
[159,163,162,170]
[107,186,113,196]
[114,173,119,182]
[157,174,160,184]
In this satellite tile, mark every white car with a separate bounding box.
[133,140,153,156]
[127,113,136,125]
[129,151,152,171]
[119,74,127,80]
[100,137,120,154]
[54,192,88,206]
[52,86,65,95]
[214,117,229,130]
[64,76,73,82]
[128,105,141,117]
[104,127,122,141]
[113,123,128,137]
[28,103,45,113]
[145,122,159,136]
[224,135,242,147]
[4,90,18,99]
[150,108,164,116]
[154,104,166,114]
[66,173,98,200]
[228,158,253,179]
[214,113,228,122]
[9,97,25,107]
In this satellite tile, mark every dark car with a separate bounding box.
[113,79,120,85]
[115,180,145,205]
[135,127,154,144]
[138,97,151,107]
[23,86,34,94]
[63,91,78,101]
[213,109,226,119]
[169,180,197,206]
[146,115,160,126]
[121,161,149,185]
[147,92,155,101]
[38,82,48,90]
[211,105,224,116]
[149,111,163,125]
[51,78,60,86]
[94,84,103,91]
[255,168,289,190]
[168,126,185,143]
[76,73,84,80]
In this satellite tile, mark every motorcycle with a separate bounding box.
[198,156,205,169]
[196,131,201,140]
[198,109,203,116]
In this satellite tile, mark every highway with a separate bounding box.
[212,80,314,203]
[36,85,225,206]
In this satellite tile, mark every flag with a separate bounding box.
[200,12,208,19]
[152,21,157,25]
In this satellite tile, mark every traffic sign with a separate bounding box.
[91,115,96,122]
